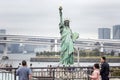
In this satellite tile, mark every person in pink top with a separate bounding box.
[89,63,100,80]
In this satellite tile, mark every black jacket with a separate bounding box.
[100,62,109,77]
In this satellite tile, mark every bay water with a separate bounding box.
[0,53,119,67]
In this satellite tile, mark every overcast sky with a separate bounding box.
[0,0,120,39]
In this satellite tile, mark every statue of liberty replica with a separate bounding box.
[59,6,79,66]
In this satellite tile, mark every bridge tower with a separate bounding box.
[2,43,8,60]
[50,39,58,52]
[2,37,9,60]
[100,42,104,56]
[95,42,104,56]
[54,39,58,52]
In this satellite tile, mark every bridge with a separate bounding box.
[0,34,120,59]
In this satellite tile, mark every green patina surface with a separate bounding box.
[59,6,79,65]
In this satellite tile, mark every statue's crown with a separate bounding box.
[64,20,69,22]
[64,18,70,23]
[64,17,70,22]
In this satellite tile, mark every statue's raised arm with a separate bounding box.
[59,6,63,23]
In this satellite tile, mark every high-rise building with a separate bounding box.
[113,25,120,39]
[98,28,111,39]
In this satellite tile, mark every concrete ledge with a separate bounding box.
[30,57,120,63]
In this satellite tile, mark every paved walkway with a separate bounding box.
[110,78,120,80]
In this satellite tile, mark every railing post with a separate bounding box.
[14,68,17,80]
[77,47,80,66]
[87,67,91,80]
[53,69,55,80]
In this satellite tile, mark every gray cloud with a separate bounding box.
[0,0,120,39]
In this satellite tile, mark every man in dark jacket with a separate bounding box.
[100,57,110,80]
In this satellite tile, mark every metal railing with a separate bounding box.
[31,67,93,80]
[0,67,16,80]
[0,66,120,80]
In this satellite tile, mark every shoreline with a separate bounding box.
[30,57,120,63]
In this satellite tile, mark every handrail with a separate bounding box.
[0,66,120,80]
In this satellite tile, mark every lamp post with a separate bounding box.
[77,47,80,66]
[100,42,104,56]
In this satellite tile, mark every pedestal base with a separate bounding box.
[2,56,9,60]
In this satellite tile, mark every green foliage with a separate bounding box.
[36,52,39,56]
[111,50,115,56]
[78,49,100,57]
[36,49,120,57]
[36,48,100,57]
[79,50,87,57]
[119,53,120,57]
[89,49,100,56]
[36,51,60,56]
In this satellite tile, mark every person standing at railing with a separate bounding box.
[9,64,12,72]
[89,63,100,80]
[48,65,52,77]
[100,57,110,80]
[5,64,9,71]
[18,63,22,68]
[16,60,32,80]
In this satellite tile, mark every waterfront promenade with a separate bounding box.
[0,54,120,80]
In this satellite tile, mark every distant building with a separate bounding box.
[24,45,36,53]
[10,44,20,53]
[113,25,120,39]
[98,28,111,39]
[0,29,6,35]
